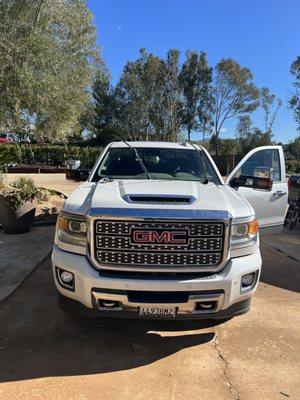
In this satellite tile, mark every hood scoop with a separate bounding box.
[124,195,195,204]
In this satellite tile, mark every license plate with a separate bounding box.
[139,306,176,318]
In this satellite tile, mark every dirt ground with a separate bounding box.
[0,242,299,400]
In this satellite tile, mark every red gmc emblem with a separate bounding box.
[132,229,188,245]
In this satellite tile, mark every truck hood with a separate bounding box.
[63,179,253,220]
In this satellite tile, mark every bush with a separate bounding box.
[0,177,39,210]
[286,160,300,174]
[0,144,102,168]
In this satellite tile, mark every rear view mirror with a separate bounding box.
[230,167,274,191]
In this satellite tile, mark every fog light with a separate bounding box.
[241,272,255,288]
[60,271,73,283]
[56,267,75,291]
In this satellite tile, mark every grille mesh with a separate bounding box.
[96,251,221,266]
[94,220,225,268]
[96,235,222,252]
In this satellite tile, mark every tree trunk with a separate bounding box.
[187,129,191,142]
[215,130,220,155]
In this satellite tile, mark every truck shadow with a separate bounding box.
[0,257,216,383]
[260,242,300,293]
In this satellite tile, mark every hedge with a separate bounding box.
[0,144,103,168]
[2,143,299,174]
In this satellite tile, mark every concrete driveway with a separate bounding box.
[0,242,299,400]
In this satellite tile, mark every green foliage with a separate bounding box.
[209,136,240,155]
[290,57,300,131]
[108,48,186,141]
[219,139,240,155]
[0,0,100,141]
[285,136,300,160]
[286,160,300,174]
[0,145,102,168]
[91,67,118,145]
[0,143,22,166]
[179,51,213,140]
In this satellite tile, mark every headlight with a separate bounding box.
[55,212,87,250]
[231,218,258,249]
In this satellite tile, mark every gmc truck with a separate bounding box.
[52,142,287,320]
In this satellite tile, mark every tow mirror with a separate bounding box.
[66,168,91,181]
[77,168,91,181]
[230,167,274,191]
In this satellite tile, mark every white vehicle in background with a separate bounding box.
[52,142,287,320]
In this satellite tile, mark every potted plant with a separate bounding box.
[0,177,39,234]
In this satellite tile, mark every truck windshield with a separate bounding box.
[93,147,220,183]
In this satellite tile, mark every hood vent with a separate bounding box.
[125,195,194,204]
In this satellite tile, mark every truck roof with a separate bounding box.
[110,141,202,150]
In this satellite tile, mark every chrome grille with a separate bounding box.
[93,220,225,269]
[95,221,223,237]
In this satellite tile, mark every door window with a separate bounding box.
[232,149,281,182]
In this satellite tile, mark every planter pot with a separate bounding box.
[0,196,36,234]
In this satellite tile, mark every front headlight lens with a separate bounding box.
[56,213,87,248]
[231,219,258,248]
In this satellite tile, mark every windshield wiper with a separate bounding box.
[189,143,210,184]
[122,141,152,180]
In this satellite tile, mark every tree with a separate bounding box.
[219,138,239,155]
[286,136,300,159]
[162,49,182,141]
[0,0,100,142]
[179,51,213,141]
[212,59,260,154]
[259,87,282,134]
[113,48,178,141]
[91,67,118,145]
[290,57,300,131]
[236,115,272,154]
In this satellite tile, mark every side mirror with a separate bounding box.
[66,168,91,181]
[76,168,91,181]
[230,167,274,191]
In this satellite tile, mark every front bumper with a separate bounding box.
[52,245,261,320]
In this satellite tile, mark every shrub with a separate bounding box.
[0,177,39,210]
[286,160,300,174]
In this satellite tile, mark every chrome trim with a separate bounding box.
[88,208,231,220]
[240,270,259,294]
[54,239,87,255]
[92,290,225,315]
[87,208,232,273]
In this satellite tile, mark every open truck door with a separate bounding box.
[226,146,288,235]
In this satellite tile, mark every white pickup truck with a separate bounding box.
[52,142,287,320]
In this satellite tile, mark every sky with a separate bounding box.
[87,0,300,143]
